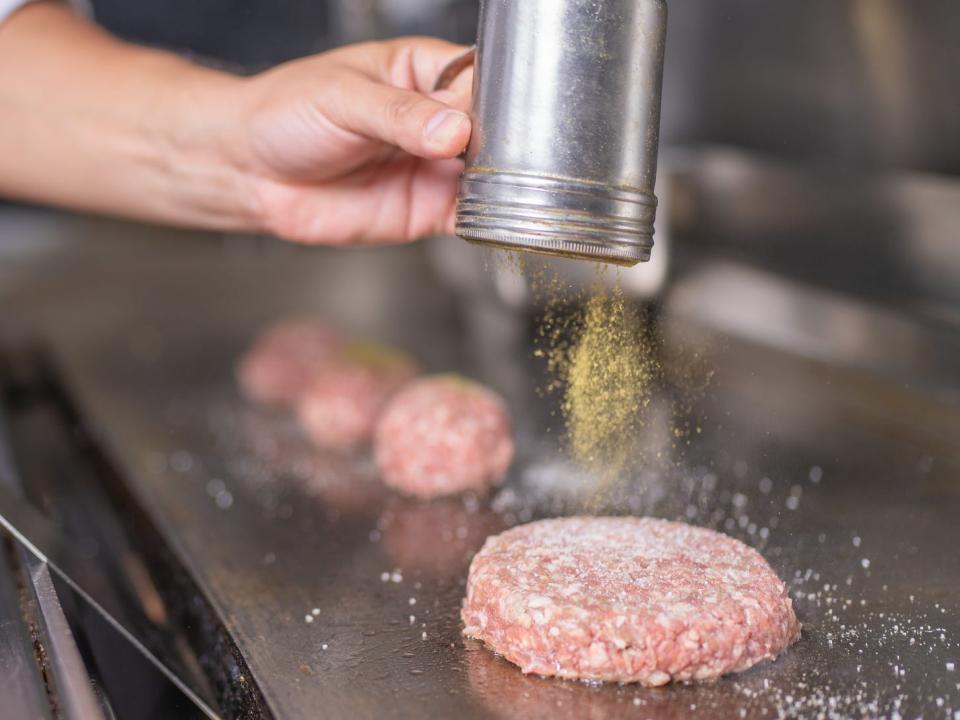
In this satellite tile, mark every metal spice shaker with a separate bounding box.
[454,0,668,267]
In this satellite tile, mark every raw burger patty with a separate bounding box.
[462,517,801,685]
[374,375,513,498]
[297,344,416,450]
[237,321,341,406]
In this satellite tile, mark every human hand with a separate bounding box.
[225,38,473,246]
[0,4,473,244]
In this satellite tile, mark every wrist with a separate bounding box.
[148,59,266,233]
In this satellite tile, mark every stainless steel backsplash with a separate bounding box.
[660,1,960,174]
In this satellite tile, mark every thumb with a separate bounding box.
[325,76,471,160]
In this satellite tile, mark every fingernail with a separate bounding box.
[425,109,469,147]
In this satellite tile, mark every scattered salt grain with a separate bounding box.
[462,494,479,513]
[170,450,194,473]
[205,478,225,496]
[215,490,234,509]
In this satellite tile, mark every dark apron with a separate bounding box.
[89,0,478,72]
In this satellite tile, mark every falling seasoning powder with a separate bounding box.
[526,260,662,486]
[496,250,711,505]
[558,280,657,480]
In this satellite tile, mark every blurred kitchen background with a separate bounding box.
[4,0,960,354]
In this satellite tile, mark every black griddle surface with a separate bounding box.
[3,210,958,719]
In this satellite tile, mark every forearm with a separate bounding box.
[0,2,259,230]
[0,6,471,244]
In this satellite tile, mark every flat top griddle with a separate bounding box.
[2,209,959,719]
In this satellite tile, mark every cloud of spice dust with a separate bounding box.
[496,254,715,509]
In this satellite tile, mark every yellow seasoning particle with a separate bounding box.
[500,250,713,510]
[559,273,657,487]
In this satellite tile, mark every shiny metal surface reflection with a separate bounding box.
[0,208,954,718]
[455,0,667,266]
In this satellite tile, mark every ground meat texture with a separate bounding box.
[237,321,342,406]
[462,517,801,686]
[374,376,514,499]
[296,347,416,450]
